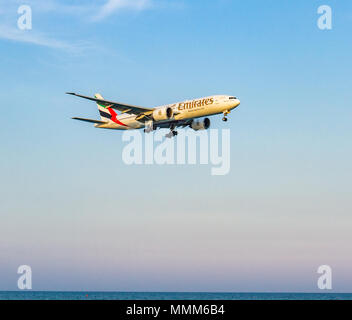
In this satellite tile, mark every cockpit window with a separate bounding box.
[229,96,237,99]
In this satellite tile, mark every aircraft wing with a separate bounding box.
[66,92,154,115]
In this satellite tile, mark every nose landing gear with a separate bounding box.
[222,110,230,122]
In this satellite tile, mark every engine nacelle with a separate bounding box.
[190,118,211,131]
[152,107,173,121]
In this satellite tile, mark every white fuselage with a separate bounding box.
[96,95,240,129]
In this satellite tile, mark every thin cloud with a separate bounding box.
[0,0,164,51]
[94,0,152,21]
[0,25,90,53]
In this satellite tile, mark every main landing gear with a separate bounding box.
[222,110,230,122]
[165,124,178,138]
[144,120,154,133]
[165,130,178,138]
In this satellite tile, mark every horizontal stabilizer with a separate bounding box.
[72,117,108,124]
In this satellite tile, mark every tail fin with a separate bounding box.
[95,93,113,121]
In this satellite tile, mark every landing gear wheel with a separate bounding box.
[222,110,230,122]
[166,130,178,138]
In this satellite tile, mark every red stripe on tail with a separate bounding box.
[107,108,128,127]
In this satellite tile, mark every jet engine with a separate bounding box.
[152,107,173,121]
[190,118,210,131]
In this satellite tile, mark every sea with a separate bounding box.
[0,292,352,300]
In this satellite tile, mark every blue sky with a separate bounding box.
[0,0,352,292]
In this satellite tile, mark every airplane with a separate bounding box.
[67,92,240,137]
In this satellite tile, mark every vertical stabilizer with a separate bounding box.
[95,93,112,121]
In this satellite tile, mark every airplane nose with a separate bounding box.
[235,99,240,107]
